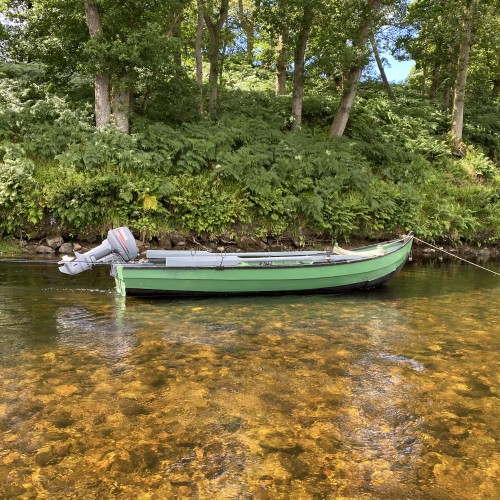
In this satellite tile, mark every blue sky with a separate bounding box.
[383,54,415,82]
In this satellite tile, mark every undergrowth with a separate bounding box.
[0,63,499,244]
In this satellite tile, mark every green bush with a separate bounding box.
[0,154,42,235]
[0,63,499,244]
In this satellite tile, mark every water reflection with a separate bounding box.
[0,259,498,498]
[55,305,137,362]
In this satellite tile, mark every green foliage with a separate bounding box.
[464,103,500,162]
[0,237,21,254]
[0,150,42,234]
[459,146,498,180]
[0,64,499,244]
[168,175,252,236]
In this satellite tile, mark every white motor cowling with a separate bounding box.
[59,227,139,275]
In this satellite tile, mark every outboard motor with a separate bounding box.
[59,227,139,275]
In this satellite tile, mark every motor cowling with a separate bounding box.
[59,227,139,275]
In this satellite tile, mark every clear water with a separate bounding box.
[0,257,498,498]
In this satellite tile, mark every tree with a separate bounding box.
[275,29,288,95]
[255,0,291,95]
[195,0,204,112]
[466,2,500,97]
[237,0,255,65]
[450,0,478,151]
[202,0,229,115]
[329,0,382,138]
[3,1,187,132]
[291,2,314,130]
[83,0,111,128]
[370,34,395,100]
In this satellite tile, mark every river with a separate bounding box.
[0,256,498,498]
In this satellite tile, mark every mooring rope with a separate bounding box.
[413,236,500,277]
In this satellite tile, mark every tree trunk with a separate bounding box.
[203,0,229,115]
[421,64,427,96]
[429,62,440,100]
[291,5,313,131]
[195,0,204,113]
[443,84,452,108]
[275,33,287,95]
[329,0,382,138]
[219,37,227,104]
[451,0,477,151]
[370,36,395,101]
[93,73,111,127]
[443,38,458,108]
[172,19,182,81]
[238,0,254,65]
[195,0,204,86]
[83,0,111,127]
[83,0,102,38]
[493,80,500,97]
[112,87,131,134]
[328,67,363,137]
[206,29,220,115]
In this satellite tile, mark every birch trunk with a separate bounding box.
[451,0,477,150]
[291,5,313,131]
[83,0,111,127]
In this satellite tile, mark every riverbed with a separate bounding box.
[0,257,498,498]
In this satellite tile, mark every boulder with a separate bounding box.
[36,245,55,254]
[46,235,64,249]
[59,242,74,254]
[169,231,187,247]
[158,233,173,249]
[235,235,267,252]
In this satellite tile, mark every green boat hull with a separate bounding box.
[114,235,413,297]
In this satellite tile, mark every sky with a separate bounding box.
[383,53,415,82]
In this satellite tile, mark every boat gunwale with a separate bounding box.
[117,234,414,272]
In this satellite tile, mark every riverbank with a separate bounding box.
[1,65,499,249]
[1,232,498,259]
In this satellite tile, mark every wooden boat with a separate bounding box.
[111,233,414,297]
[58,227,413,297]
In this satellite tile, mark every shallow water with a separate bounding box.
[0,257,499,499]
